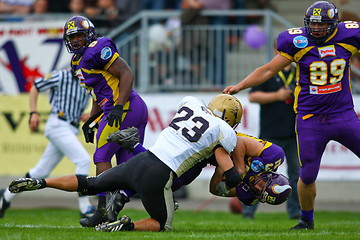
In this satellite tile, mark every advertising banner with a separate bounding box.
[0,21,69,94]
[1,93,360,181]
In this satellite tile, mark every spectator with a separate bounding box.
[115,0,142,24]
[164,0,181,9]
[47,0,70,13]
[180,0,231,86]
[0,0,35,14]
[84,0,118,31]
[31,0,48,14]
[69,0,85,14]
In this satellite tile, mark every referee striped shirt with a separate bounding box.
[34,69,90,124]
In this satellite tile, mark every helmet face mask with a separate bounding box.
[63,16,97,54]
[249,171,292,205]
[304,1,338,44]
[207,94,243,128]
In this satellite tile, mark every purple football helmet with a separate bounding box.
[304,1,338,43]
[63,16,97,54]
[236,171,292,206]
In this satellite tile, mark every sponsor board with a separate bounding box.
[1,93,360,181]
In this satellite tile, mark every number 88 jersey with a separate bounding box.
[277,21,360,115]
[149,96,237,178]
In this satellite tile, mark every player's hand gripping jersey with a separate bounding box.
[149,96,237,178]
[71,37,138,114]
[277,21,360,114]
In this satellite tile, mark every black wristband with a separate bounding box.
[29,111,38,116]
[223,166,241,189]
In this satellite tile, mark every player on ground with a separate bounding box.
[223,1,360,230]
[63,15,148,227]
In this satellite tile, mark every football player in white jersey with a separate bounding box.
[8,94,243,232]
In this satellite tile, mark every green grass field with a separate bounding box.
[1,208,359,240]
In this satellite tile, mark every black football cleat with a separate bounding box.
[105,190,130,222]
[95,215,134,232]
[79,208,108,227]
[80,205,95,218]
[8,178,46,193]
[107,127,139,153]
[290,216,314,230]
[0,189,10,218]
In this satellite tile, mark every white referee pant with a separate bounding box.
[29,114,91,177]
[4,114,93,214]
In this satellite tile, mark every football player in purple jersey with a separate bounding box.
[224,1,360,230]
[63,15,148,227]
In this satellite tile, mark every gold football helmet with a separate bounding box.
[208,94,243,128]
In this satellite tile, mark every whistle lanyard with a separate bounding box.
[277,67,294,88]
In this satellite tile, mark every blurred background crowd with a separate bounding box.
[0,0,276,32]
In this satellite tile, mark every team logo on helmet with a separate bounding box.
[328,9,335,18]
[312,8,321,16]
[82,20,90,29]
[68,21,75,29]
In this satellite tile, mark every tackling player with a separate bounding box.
[9,94,244,232]
[223,0,360,230]
[63,15,148,227]
[104,128,292,221]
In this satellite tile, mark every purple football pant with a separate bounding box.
[296,109,360,184]
[93,93,148,165]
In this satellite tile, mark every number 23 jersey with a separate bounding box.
[277,21,360,115]
[149,96,237,178]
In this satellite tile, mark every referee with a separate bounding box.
[0,68,94,218]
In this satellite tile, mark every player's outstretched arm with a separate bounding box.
[223,54,291,95]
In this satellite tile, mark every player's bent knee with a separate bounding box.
[299,164,318,184]
[299,174,316,185]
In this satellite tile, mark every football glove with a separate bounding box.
[105,105,132,128]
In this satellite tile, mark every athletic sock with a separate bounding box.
[301,209,314,222]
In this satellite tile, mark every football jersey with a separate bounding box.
[149,96,237,177]
[71,37,137,114]
[277,21,360,114]
[235,133,285,205]
[236,133,284,180]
